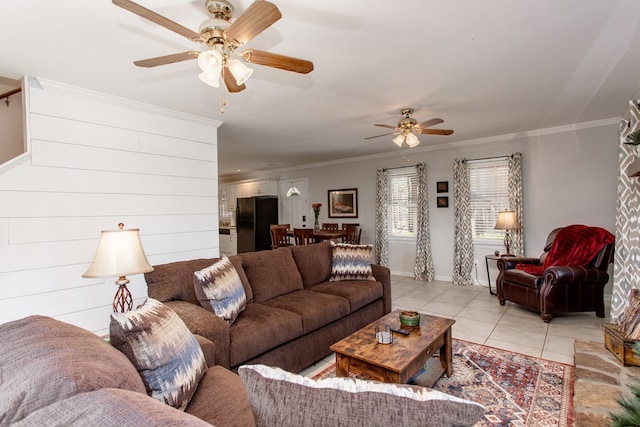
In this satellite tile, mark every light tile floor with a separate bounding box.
[299,275,608,377]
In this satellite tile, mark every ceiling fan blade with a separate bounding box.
[225,1,282,46]
[241,50,313,74]
[365,132,397,140]
[417,118,444,128]
[223,70,246,93]
[374,124,397,130]
[419,128,454,135]
[112,0,201,42]
[133,51,200,68]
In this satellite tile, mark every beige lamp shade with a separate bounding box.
[82,227,153,279]
[494,211,521,230]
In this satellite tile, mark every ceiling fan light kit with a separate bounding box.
[366,107,454,148]
[112,0,313,98]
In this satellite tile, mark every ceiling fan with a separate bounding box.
[365,108,454,147]
[112,0,314,93]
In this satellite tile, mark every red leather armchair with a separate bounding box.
[496,227,615,323]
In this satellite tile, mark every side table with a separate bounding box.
[484,255,501,295]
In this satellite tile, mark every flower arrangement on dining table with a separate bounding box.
[312,203,322,231]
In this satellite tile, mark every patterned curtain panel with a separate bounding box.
[508,153,524,256]
[374,168,389,266]
[612,100,640,323]
[452,159,474,286]
[414,163,435,281]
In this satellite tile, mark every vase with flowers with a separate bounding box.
[311,203,322,232]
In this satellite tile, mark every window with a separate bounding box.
[468,157,509,240]
[388,167,418,238]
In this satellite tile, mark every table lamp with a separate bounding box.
[82,223,154,312]
[494,210,521,256]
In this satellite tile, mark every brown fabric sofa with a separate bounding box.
[145,241,392,372]
[0,315,256,426]
[0,314,485,426]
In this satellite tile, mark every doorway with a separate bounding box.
[279,179,309,229]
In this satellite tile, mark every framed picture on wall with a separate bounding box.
[436,181,449,193]
[437,196,449,208]
[328,188,358,218]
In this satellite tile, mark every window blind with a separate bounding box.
[468,157,509,240]
[388,167,418,238]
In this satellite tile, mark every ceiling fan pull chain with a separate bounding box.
[220,68,227,114]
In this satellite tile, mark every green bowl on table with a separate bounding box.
[399,311,420,327]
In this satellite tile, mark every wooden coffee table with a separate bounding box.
[329,310,455,386]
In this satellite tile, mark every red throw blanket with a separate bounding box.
[516,225,614,276]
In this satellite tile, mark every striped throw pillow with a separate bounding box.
[194,256,246,324]
[329,241,376,281]
[109,298,207,411]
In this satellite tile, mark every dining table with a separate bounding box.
[286,228,347,242]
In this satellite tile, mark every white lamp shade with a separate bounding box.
[494,211,521,230]
[198,50,223,74]
[405,132,420,147]
[392,134,405,147]
[82,228,153,278]
[198,71,221,88]
[228,58,253,85]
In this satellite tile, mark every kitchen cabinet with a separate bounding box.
[236,179,277,198]
[219,230,237,256]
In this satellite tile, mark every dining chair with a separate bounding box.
[341,223,360,230]
[270,224,290,230]
[321,223,339,230]
[293,228,315,245]
[343,226,362,244]
[270,226,290,249]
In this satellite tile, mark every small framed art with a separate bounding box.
[436,181,449,193]
[328,188,358,218]
[437,196,449,208]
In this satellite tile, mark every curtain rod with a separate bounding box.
[465,153,518,162]
[382,162,423,171]
[0,87,21,100]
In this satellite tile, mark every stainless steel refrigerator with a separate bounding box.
[236,196,279,253]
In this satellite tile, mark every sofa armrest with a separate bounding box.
[194,334,216,367]
[544,266,610,286]
[497,257,540,271]
[163,300,231,368]
[371,263,392,314]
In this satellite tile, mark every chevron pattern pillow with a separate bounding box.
[110,298,207,411]
[194,256,246,324]
[329,241,376,282]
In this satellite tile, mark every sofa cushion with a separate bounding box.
[146,256,252,305]
[241,247,304,303]
[330,242,376,282]
[13,388,212,427]
[291,241,333,287]
[110,298,207,411]
[238,364,485,427]
[194,256,247,324]
[262,289,350,334]
[0,315,146,425]
[185,365,257,426]
[229,303,303,367]
[311,280,383,312]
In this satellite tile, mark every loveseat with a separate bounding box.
[145,240,392,372]
[0,314,485,426]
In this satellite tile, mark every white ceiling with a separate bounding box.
[2,1,640,179]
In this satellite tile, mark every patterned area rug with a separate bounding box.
[314,339,574,426]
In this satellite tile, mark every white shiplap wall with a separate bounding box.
[0,77,221,335]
